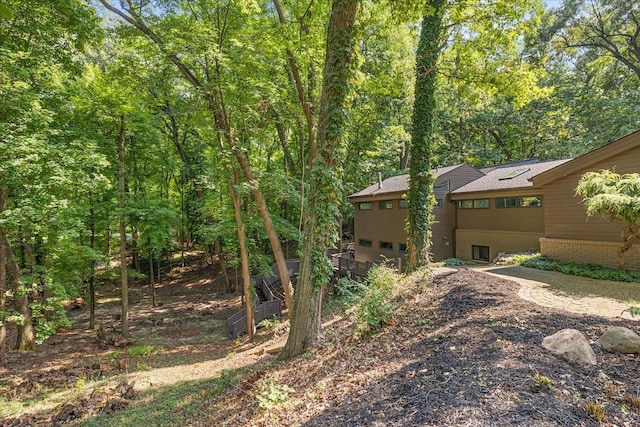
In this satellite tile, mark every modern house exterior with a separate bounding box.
[349,129,640,272]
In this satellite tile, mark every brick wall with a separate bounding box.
[455,229,543,262]
[540,238,640,272]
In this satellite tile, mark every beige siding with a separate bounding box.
[352,164,484,263]
[455,230,543,261]
[457,194,545,233]
[543,146,640,242]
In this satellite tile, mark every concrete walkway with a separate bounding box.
[471,265,640,321]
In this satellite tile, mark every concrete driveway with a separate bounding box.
[472,265,640,321]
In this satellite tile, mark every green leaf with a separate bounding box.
[0,3,12,20]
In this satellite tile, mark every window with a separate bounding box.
[399,199,408,209]
[359,239,372,247]
[499,168,530,180]
[379,241,393,250]
[399,243,407,253]
[358,202,372,210]
[473,199,489,208]
[434,180,450,191]
[435,198,443,208]
[379,200,393,210]
[472,245,490,262]
[459,199,489,209]
[496,196,542,208]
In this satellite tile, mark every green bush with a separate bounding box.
[512,255,640,283]
[354,264,400,332]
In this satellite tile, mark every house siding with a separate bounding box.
[351,164,483,264]
[456,229,543,262]
[542,146,640,242]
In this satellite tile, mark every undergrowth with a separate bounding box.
[508,254,640,283]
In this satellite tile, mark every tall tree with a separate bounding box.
[281,0,360,359]
[405,0,446,272]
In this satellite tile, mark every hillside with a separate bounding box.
[1,258,639,426]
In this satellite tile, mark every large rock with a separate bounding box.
[595,327,640,355]
[542,329,597,365]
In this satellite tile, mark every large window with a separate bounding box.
[458,199,489,209]
[359,239,372,247]
[379,200,393,210]
[358,202,372,210]
[496,196,542,208]
[472,245,490,262]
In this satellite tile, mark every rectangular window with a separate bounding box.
[434,180,450,191]
[379,200,393,210]
[379,241,393,250]
[473,199,489,209]
[399,243,407,253]
[472,245,490,262]
[435,198,443,208]
[459,199,489,209]
[359,239,372,247]
[358,202,372,210]
[496,196,542,208]
[399,199,408,209]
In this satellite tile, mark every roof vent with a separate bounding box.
[499,168,530,180]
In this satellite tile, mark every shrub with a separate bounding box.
[511,255,640,283]
[354,264,400,332]
[256,378,295,410]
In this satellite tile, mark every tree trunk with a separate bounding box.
[215,238,232,293]
[227,167,254,340]
[406,0,445,272]
[0,188,7,366]
[149,246,157,307]
[118,114,129,338]
[89,204,96,330]
[281,0,360,359]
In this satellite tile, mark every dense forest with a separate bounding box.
[1,0,639,362]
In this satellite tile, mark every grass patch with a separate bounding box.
[82,369,240,426]
[508,254,640,283]
[127,345,162,357]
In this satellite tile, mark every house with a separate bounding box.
[348,129,640,272]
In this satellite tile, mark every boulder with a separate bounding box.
[595,327,640,355]
[542,329,597,365]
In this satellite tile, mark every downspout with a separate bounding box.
[449,192,457,258]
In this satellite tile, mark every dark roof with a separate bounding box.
[349,164,465,199]
[452,159,572,195]
[478,158,540,173]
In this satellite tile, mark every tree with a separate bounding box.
[576,170,640,270]
[97,0,295,314]
[405,0,446,272]
[280,0,360,358]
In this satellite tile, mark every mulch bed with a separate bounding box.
[213,269,640,427]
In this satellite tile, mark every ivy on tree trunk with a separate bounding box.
[406,0,445,272]
[280,0,360,359]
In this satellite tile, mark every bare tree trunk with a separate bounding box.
[149,246,157,307]
[0,188,7,366]
[118,115,129,338]
[227,167,254,340]
[215,238,232,293]
[89,205,96,330]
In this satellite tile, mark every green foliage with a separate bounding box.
[354,264,400,332]
[257,316,280,330]
[576,170,640,227]
[441,258,476,267]
[514,255,640,283]
[256,377,295,410]
[127,345,162,357]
